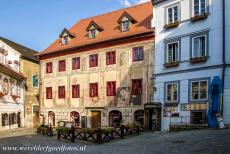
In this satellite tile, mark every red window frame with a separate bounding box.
[46,87,52,99]
[72,57,80,70]
[106,81,116,96]
[132,79,142,95]
[58,60,66,72]
[46,62,52,73]
[89,54,98,67]
[89,83,98,97]
[106,51,116,65]
[58,86,65,99]
[72,84,80,98]
[132,47,144,61]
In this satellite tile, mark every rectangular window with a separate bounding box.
[72,85,80,98]
[121,21,130,32]
[106,51,116,65]
[72,57,80,70]
[58,86,65,99]
[133,47,144,61]
[192,35,207,58]
[193,0,207,16]
[62,36,68,45]
[58,60,66,72]
[190,79,208,101]
[46,87,52,99]
[132,79,142,95]
[106,81,116,96]
[46,62,52,73]
[89,29,96,38]
[167,42,179,63]
[166,82,178,102]
[90,83,98,97]
[167,5,179,24]
[89,54,98,67]
[32,75,38,88]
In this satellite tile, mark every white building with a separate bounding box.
[151,0,228,130]
[0,37,26,131]
[223,0,230,124]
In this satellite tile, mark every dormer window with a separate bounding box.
[62,36,69,45]
[86,21,103,39]
[117,12,137,32]
[59,28,75,45]
[89,29,96,38]
[121,20,130,32]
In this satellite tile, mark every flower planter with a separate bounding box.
[0,92,5,98]
[191,13,208,22]
[164,21,180,29]
[11,95,20,101]
[190,56,208,63]
[164,61,180,68]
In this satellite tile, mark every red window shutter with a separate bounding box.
[46,87,52,99]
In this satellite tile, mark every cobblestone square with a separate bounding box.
[0,128,229,154]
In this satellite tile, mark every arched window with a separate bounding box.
[134,110,144,126]
[2,113,8,126]
[70,111,80,126]
[109,110,122,127]
[48,111,55,126]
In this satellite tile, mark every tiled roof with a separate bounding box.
[0,37,39,62]
[39,2,153,56]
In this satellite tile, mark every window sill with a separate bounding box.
[190,56,208,64]
[165,102,179,107]
[190,13,208,22]
[164,61,180,68]
[164,21,180,29]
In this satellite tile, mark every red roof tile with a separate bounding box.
[39,2,153,56]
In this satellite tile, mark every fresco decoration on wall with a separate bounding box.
[2,78,9,95]
[82,57,87,71]
[120,52,127,66]
[113,87,131,107]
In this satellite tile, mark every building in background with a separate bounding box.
[38,2,154,129]
[151,0,227,130]
[0,37,26,130]
[0,37,40,130]
[223,0,230,125]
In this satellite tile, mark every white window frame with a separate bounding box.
[192,0,207,16]
[89,29,96,38]
[166,4,179,24]
[62,36,69,45]
[166,82,179,102]
[121,20,130,32]
[192,35,207,58]
[190,80,208,101]
[166,41,179,63]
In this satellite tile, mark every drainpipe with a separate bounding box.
[221,0,226,115]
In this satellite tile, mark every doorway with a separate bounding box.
[91,111,101,129]
[17,112,21,127]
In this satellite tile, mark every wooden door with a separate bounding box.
[91,111,101,129]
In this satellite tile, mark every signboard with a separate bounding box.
[180,103,207,111]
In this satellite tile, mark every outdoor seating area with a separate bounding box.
[54,121,144,144]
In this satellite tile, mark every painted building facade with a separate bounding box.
[38,2,154,129]
[152,0,227,130]
[20,50,40,128]
[0,38,25,131]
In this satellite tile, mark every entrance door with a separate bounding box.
[91,111,101,129]
[17,112,21,127]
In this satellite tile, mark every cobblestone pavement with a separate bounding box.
[0,128,229,154]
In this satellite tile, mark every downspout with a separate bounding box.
[221,0,226,115]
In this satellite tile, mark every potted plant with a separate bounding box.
[190,56,208,63]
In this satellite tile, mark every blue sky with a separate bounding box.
[0,0,149,52]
